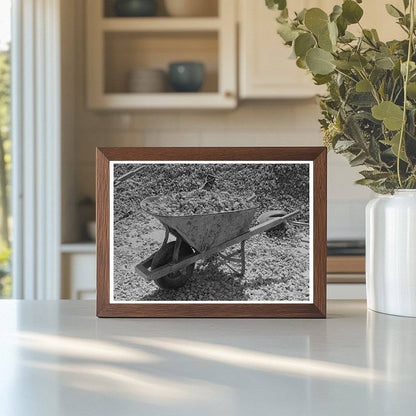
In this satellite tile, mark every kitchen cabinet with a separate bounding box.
[238,0,404,99]
[239,0,323,99]
[87,0,404,108]
[61,244,96,300]
[86,0,237,109]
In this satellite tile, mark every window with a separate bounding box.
[0,0,11,298]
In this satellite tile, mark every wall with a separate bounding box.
[62,0,374,243]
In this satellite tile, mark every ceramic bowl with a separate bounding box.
[168,62,205,93]
[114,0,158,17]
[127,68,167,93]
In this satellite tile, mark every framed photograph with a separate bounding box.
[96,147,327,318]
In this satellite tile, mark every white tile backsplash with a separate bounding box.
[328,199,368,240]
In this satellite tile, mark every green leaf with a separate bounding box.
[276,8,289,23]
[379,78,386,99]
[349,92,377,107]
[372,101,403,130]
[393,61,402,79]
[371,29,380,42]
[280,8,289,19]
[277,23,299,42]
[306,48,335,75]
[333,59,353,70]
[340,31,356,42]
[328,82,341,101]
[362,29,375,44]
[328,21,338,45]
[304,8,329,35]
[375,56,395,70]
[401,61,416,76]
[385,4,403,18]
[371,67,386,85]
[350,53,368,69]
[296,57,307,69]
[330,5,343,21]
[356,79,372,92]
[407,82,416,99]
[382,132,409,162]
[295,8,307,22]
[344,114,367,147]
[294,33,315,57]
[313,74,332,85]
[356,178,377,185]
[336,15,348,36]
[369,136,381,162]
[350,152,368,167]
[318,32,333,52]
[403,0,410,9]
[318,22,338,52]
[360,170,391,180]
[266,0,287,11]
[342,0,364,24]
[334,139,355,151]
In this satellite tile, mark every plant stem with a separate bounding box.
[334,68,357,83]
[358,69,380,104]
[397,0,415,188]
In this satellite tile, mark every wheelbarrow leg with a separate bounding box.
[162,226,170,246]
[217,241,246,276]
[172,235,183,263]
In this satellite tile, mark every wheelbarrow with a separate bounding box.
[135,195,300,289]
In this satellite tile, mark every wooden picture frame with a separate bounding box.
[97,147,327,318]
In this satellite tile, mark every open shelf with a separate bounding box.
[104,31,219,94]
[91,92,234,109]
[86,0,237,109]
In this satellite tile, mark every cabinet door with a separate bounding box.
[61,253,96,300]
[238,0,404,99]
[239,0,320,99]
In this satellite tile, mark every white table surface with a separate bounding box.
[0,300,415,416]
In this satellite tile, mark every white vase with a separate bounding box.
[366,190,416,317]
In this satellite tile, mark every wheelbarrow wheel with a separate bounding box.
[151,241,195,289]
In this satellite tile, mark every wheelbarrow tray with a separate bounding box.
[141,196,258,253]
[136,210,300,281]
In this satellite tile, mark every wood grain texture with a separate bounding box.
[327,256,365,275]
[96,149,110,316]
[96,147,327,318]
[327,274,365,283]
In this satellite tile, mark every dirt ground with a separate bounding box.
[113,201,310,302]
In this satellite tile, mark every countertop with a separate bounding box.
[0,300,415,416]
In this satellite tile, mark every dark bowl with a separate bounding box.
[114,0,158,17]
[168,62,205,93]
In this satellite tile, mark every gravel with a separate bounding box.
[142,189,255,216]
[113,162,310,302]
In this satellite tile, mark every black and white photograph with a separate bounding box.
[110,161,313,303]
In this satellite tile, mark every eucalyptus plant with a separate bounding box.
[266,0,416,193]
